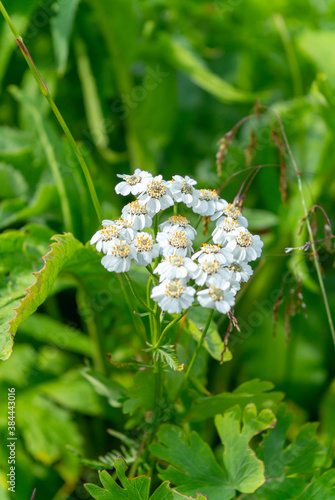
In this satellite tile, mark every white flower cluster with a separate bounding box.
[91,170,263,315]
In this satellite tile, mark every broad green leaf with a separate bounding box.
[0,231,82,360]
[85,456,208,500]
[296,470,335,500]
[188,379,284,422]
[81,368,124,408]
[186,307,232,362]
[254,476,307,500]
[150,424,234,499]
[215,404,276,493]
[51,0,81,75]
[0,162,28,199]
[161,36,258,103]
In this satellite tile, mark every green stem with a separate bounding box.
[118,275,147,341]
[156,310,188,348]
[194,214,203,230]
[184,309,214,381]
[0,1,103,223]
[125,273,155,313]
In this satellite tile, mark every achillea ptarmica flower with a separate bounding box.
[226,227,263,261]
[90,222,121,253]
[154,255,199,281]
[115,169,152,196]
[212,202,248,227]
[192,243,233,266]
[169,175,199,206]
[193,259,238,289]
[157,230,194,257]
[197,275,236,313]
[226,261,253,282]
[151,279,196,313]
[130,232,159,266]
[192,189,226,216]
[114,218,136,241]
[212,217,240,246]
[121,201,153,230]
[101,240,132,272]
[159,215,197,240]
[138,175,174,214]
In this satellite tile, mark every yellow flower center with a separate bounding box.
[101,225,119,241]
[168,231,189,249]
[201,243,221,254]
[201,259,220,275]
[127,201,148,215]
[168,215,189,227]
[223,203,241,219]
[165,280,183,298]
[209,286,224,301]
[124,174,141,185]
[167,255,185,267]
[147,180,166,198]
[236,231,252,247]
[110,241,130,258]
[200,189,218,201]
[134,235,153,252]
[219,219,239,232]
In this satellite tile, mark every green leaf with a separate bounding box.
[122,370,155,415]
[85,456,207,499]
[215,404,276,493]
[150,424,234,499]
[0,232,82,360]
[51,0,81,75]
[81,368,124,408]
[161,36,259,103]
[188,379,284,422]
[186,307,232,362]
[296,470,335,499]
[0,162,28,199]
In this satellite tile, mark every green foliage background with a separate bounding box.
[0,0,334,499]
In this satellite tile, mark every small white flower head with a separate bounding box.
[197,275,236,314]
[90,221,121,253]
[121,201,153,230]
[212,217,240,246]
[130,232,159,266]
[193,259,234,288]
[105,218,136,241]
[101,240,132,273]
[115,169,152,196]
[226,261,253,283]
[169,175,199,206]
[226,227,264,262]
[151,279,196,314]
[192,243,233,266]
[159,215,197,241]
[212,202,248,227]
[138,175,174,214]
[153,255,199,282]
[157,230,194,257]
[192,189,226,216]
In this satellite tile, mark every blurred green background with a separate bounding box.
[0,0,335,498]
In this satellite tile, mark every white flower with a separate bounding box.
[193,259,239,292]
[192,189,226,216]
[168,175,199,206]
[159,215,197,241]
[130,232,160,266]
[212,217,240,246]
[154,255,199,282]
[212,202,248,227]
[90,221,121,253]
[101,240,132,272]
[197,275,236,314]
[226,261,253,282]
[151,279,196,314]
[157,230,194,257]
[226,227,263,262]
[138,175,174,214]
[115,169,152,196]
[121,201,153,230]
[192,243,233,266]
[104,218,136,241]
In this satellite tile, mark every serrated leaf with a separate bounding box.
[85,456,206,500]
[188,379,284,422]
[150,424,234,500]
[297,470,335,499]
[0,232,82,360]
[215,404,276,493]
